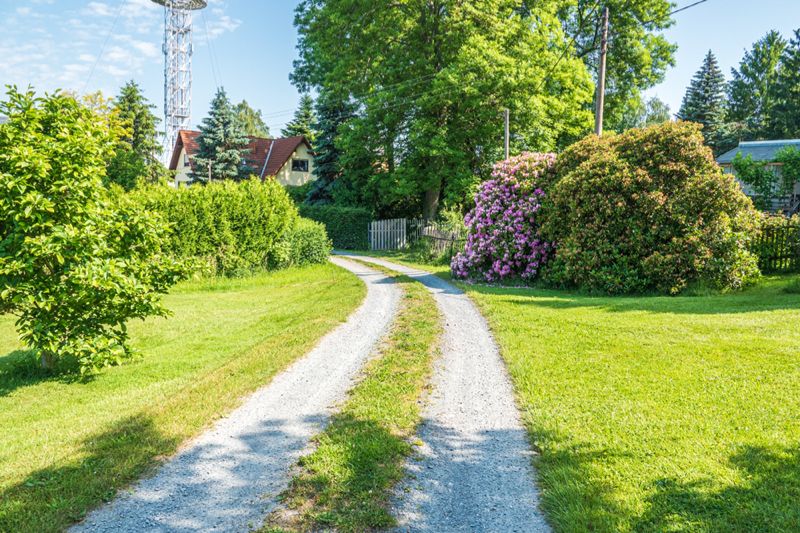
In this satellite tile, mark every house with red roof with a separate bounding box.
[168,130,315,187]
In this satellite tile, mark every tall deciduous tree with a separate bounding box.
[727,31,786,139]
[677,50,729,153]
[192,87,250,183]
[293,0,593,218]
[281,94,317,142]
[616,95,671,131]
[234,99,271,137]
[554,0,677,131]
[770,29,800,139]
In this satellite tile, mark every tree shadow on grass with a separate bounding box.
[0,349,91,397]
[465,282,800,316]
[0,414,178,533]
[634,446,800,532]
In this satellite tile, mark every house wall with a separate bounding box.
[273,143,316,186]
[174,147,192,186]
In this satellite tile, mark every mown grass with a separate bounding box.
[467,275,800,532]
[269,264,441,532]
[362,252,800,531]
[0,264,365,533]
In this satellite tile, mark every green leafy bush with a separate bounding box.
[0,87,186,373]
[299,205,371,249]
[285,182,314,205]
[542,121,761,294]
[270,218,332,269]
[132,179,297,276]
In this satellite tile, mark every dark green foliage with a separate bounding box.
[541,121,761,294]
[677,51,730,154]
[727,31,786,140]
[192,87,251,183]
[307,91,356,205]
[132,179,298,276]
[281,94,317,143]
[284,182,314,205]
[107,81,165,190]
[270,218,332,269]
[0,87,186,374]
[235,100,271,137]
[753,214,800,273]
[299,205,371,250]
[770,29,800,139]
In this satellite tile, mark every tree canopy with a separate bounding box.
[281,94,317,142]
[293,0,593,217]
[770,29,800,139]
[677,51,729,153]
[192,87,250,183]
[235,99,271,138]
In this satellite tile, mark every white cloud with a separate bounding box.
[85,2,113,17]
[16,7,32,15]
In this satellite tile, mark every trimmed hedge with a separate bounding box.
[299,204,371,250]
[270,218,332,269]
[131,179,300,276]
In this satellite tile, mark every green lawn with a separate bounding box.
[468,275,800,532]
[271,264,441,532]
[364,251,800,531]
[0,264,365,533]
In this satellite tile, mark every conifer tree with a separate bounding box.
[307,91,356,204]
[677,51,729,153]
[770,29,800,139]
[281,94,317,142]
[727,31,786,139]
[192,87,250,183]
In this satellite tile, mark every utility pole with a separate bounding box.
[503,108,510,160]
[595,6,609,136]
[208,160,212,183]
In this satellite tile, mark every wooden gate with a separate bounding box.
[369,218,408,250]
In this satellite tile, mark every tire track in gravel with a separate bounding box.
[71,257,401,533]
[339,254,550,533]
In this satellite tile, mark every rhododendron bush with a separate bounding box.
[451,153,555,282]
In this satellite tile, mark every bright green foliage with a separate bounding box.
[542,121,761,294]
[616,96,672,131]
[269,218,332,269]
[131,179,298,276]
[107,81,166,190]
[677,51,730,154]
[191,87,250,183]
[235,99,271,138]
[293,0,593,217]
[0,87,185,373]
[727,31,787,140]
[0,264,364,532]
[775,146,800,192]
[770,29,800,139]
[281,94,317,143]
[298,204,371,250]
[555,0,676,132]
[731,153,781,210]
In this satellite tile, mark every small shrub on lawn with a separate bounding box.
[132,179,297,276]
[541,121,761,294]
[0,87,186,374]
[269,218,332,269]
[451,153,555,282]
[299,204,371,249]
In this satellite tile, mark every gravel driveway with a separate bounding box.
[340,254,550,533]
[71,257,400,533]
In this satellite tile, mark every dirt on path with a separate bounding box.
[71,257,401,533]
[339,254,550,533]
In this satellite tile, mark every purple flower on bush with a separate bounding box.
[451,152,556,282]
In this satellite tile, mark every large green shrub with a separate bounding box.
[269,218,332,269]
[542,122,761,294]
[299,205,371,249]
[0,88,186,373]
[132,179,297,276]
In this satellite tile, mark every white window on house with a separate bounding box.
[291,158,309,172]
[183,153,190,166]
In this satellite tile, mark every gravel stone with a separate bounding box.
[71,257,401,533]
[340,254,550,533]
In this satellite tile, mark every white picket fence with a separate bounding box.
[369,218,408,250]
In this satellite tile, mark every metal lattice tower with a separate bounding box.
[152,0,207,161]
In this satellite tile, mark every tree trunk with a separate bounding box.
[40,351,55,370]
[423,186,440,220]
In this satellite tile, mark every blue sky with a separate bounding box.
[1,0,799,133]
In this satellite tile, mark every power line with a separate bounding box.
[201,10,222,90]
[83,0,128,93]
